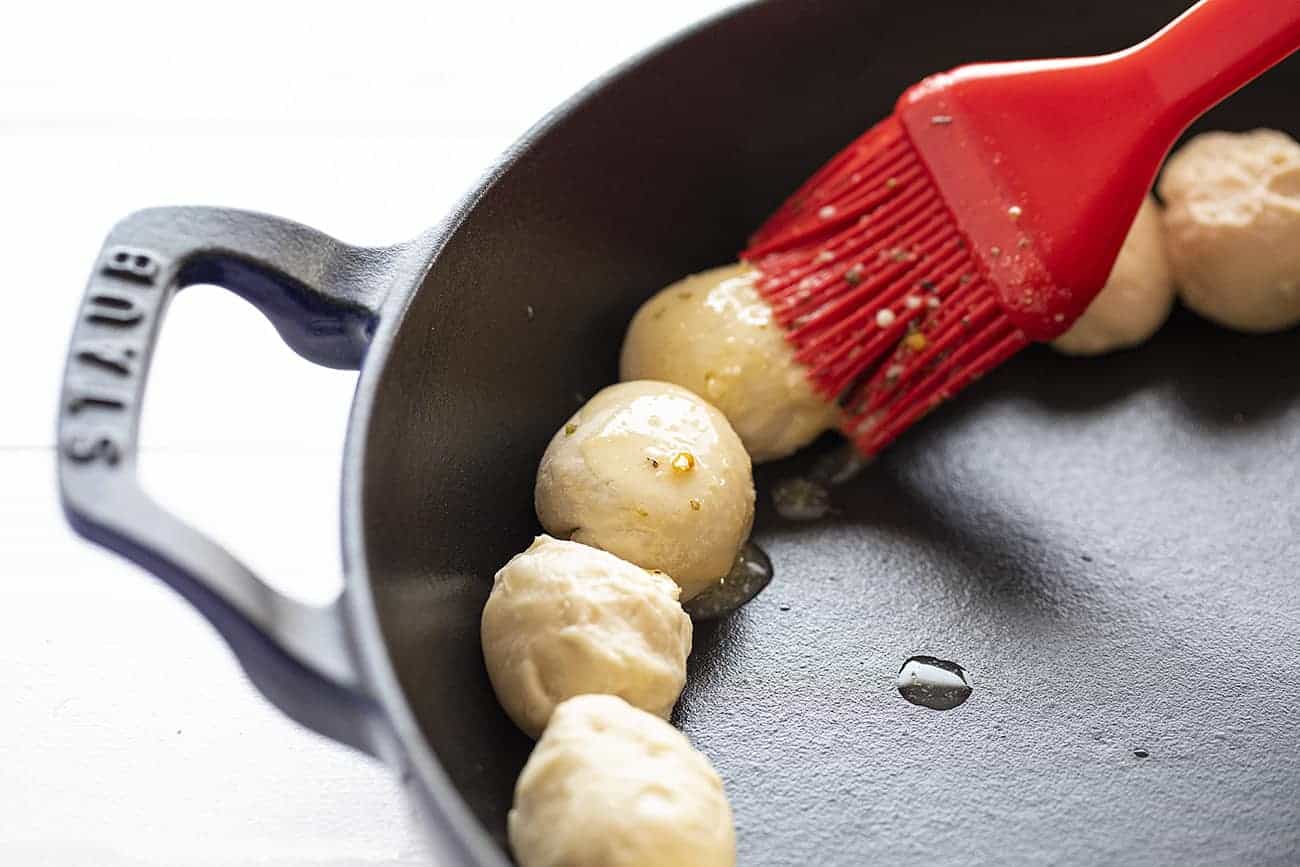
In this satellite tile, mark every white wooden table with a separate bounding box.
[1,2,728,862]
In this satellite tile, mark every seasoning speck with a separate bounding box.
[1008,205,1023,220]
[671,452,696,473]
[926,297,941,309]
[816,250,835,263]
[689,498,702,511]
[931,115,953,125]
[564,422,578,436]
[886,177,899,189]
[990,246,1002,258]
[1053,313,1066,323]
[818,205,837,219]
[905,332,928,352]
[844,265,864,285]
[876,309,896,328]
[905,295,923,310]
[647,457,660,469]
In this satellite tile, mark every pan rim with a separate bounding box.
[336,0,764,862]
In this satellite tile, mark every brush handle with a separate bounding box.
[1133,0,1300,135]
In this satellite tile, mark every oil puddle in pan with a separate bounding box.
[683,542,774,621]
[771,477,833,521]
[772,445,871,522]
[896,656,973,710]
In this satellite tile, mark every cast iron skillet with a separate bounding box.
[58,1,1300,863]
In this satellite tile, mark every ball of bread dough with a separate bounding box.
[620,263,840,463]
[1158,129,1300,332]
[509,694,736,867]
[536,381,755,601]
[481,535,692,739]
[1052,195,1175,355]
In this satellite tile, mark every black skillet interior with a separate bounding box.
[361,0,1300,863]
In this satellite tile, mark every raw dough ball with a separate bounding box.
[620,263,840,462]
[509,694,735,867]
[1052,195,1174,355]
[481,535,692,739]
[536,381,754,601]
[1158,129,1300,332]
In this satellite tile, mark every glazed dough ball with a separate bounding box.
[536,381,754,601]
[1158,129,1300,332]
[1052,195,1175,355]
[509,694,736,867]
[481,535,692,739]
[620,263,840,463]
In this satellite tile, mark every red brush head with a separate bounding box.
[743,59,1168,455]
[744,0,1300,455]
[743,115,1032,456]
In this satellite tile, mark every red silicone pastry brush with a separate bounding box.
[742,0,1300,456]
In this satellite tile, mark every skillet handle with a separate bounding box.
[57,206,426,757]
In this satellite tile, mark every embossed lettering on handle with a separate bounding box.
[64,430,123,465]
[61,244,165,472]
[102,245,161,282]
[75,342,140,377]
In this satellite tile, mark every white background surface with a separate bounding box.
[2,2,732,863]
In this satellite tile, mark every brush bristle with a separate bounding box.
[743,116,1029,455]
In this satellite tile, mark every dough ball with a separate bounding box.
[1158,129,1300,332]
[620,263,840,463]
[509,694,736,867]
[481,535,692,739]
[536,381,754,601]
[1052,195,1175,355]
